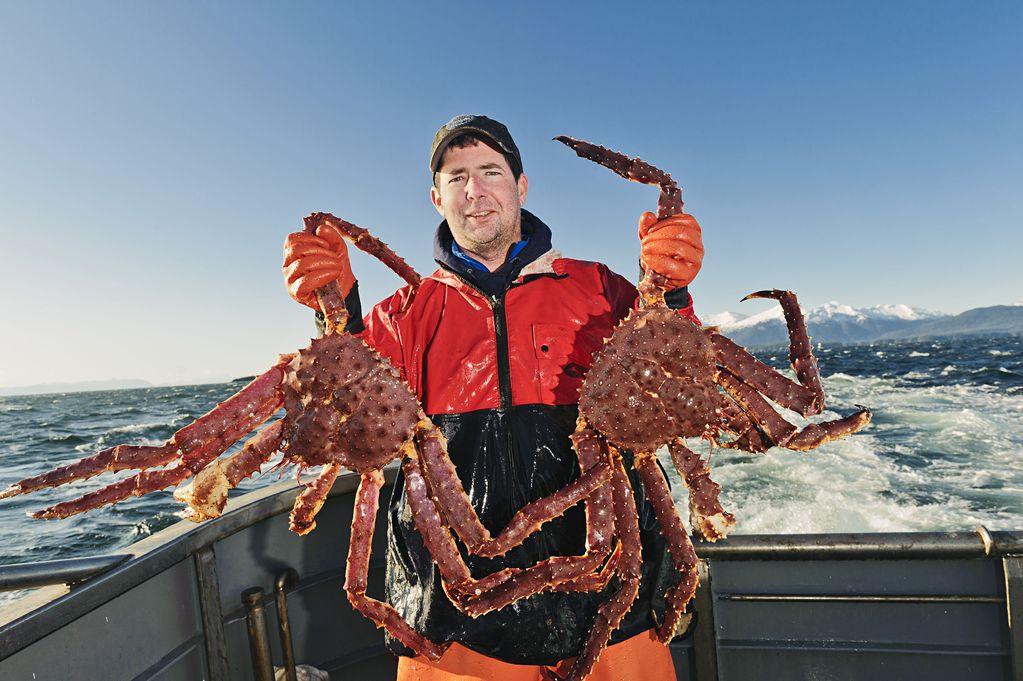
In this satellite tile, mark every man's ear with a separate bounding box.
[430,185,444,216]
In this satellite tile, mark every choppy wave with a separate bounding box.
[100,420,177,439]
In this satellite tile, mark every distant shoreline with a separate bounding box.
[0,379,232,398]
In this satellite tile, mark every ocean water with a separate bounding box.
[678,335,1023,535]
[0,335,1021,604]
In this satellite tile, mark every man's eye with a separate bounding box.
[449,175,465,184]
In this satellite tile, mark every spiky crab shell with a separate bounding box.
[578,308,722,452]
[281,333,419,472]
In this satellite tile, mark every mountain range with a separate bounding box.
[703,300,1023,347]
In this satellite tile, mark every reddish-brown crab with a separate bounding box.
[0,213,620,660]
[506,137,873,681]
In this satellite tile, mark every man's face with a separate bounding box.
[430,140,529,265]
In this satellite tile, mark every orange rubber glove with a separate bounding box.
[283,222,357,311]
[638,211,704,288]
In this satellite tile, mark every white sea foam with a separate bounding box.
[665,371,1023,534]
[104,421,173,436]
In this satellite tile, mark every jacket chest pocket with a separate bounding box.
[532,322,603,401]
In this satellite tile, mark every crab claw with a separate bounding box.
[0,484,23,500]
[739,289,825,414]
[741,289,787,302]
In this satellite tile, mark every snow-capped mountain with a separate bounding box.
[700,310,749,327]
[708,301,1023,347]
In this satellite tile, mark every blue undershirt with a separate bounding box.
[450,239,528,272]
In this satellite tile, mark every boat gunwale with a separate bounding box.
[696,528,1023,560]
[0,467,397,659]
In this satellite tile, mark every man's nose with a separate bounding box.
[465,175,487,199]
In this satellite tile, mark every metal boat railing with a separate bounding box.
[695,526,1023,559]
[0,555,131,592]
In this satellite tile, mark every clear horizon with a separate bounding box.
[1,2,1020,388]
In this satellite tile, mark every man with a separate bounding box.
[283,115,704,680]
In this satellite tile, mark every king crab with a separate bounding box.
[0,213,621,660]
[486,137,873,681]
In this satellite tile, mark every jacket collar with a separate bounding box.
[433,209,557,296]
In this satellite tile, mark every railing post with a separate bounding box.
[274,568,300,681]
[242,587,275,681]
[194,547,230,681]
[1005,554,1023,681]
[691,559,719,681]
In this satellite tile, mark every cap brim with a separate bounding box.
[430,126,515,172]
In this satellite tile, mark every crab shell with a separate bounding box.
[281,333,420,472]
[579,308,722,452]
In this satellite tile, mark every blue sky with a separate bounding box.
[1,1,1020,387]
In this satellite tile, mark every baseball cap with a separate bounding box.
[429,114,523,174]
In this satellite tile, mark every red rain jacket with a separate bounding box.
[359,215,697,664]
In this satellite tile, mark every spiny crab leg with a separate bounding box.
[346,468,448,661]
[305,212,421,288]
[289,462,342,535]
[176,419,286,522]
[399,448,479,602]
[554,136,682,220]
[712,334,823,417]
[633,450,701,643]
[301,212,422,334]
[555,135,682,306]
[415,416,613,560]
[551,422,618,594]
[395,420,617,617]
[714,289,870,449]
[30,395,283,520]
[0,363,289,506]
[718,367,871,451]
[719,288,825,414]
[716,368,798,445]
[554,447,643,681]
[716,397,770,453]
[746,289,823,406]
[666,439,735,541]
[784,410,874,451]
[449,423,619,617]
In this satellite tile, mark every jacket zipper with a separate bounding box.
[439,265,515,412]
[490,293,513,412]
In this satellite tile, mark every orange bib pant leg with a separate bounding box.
[395,629,675,681]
